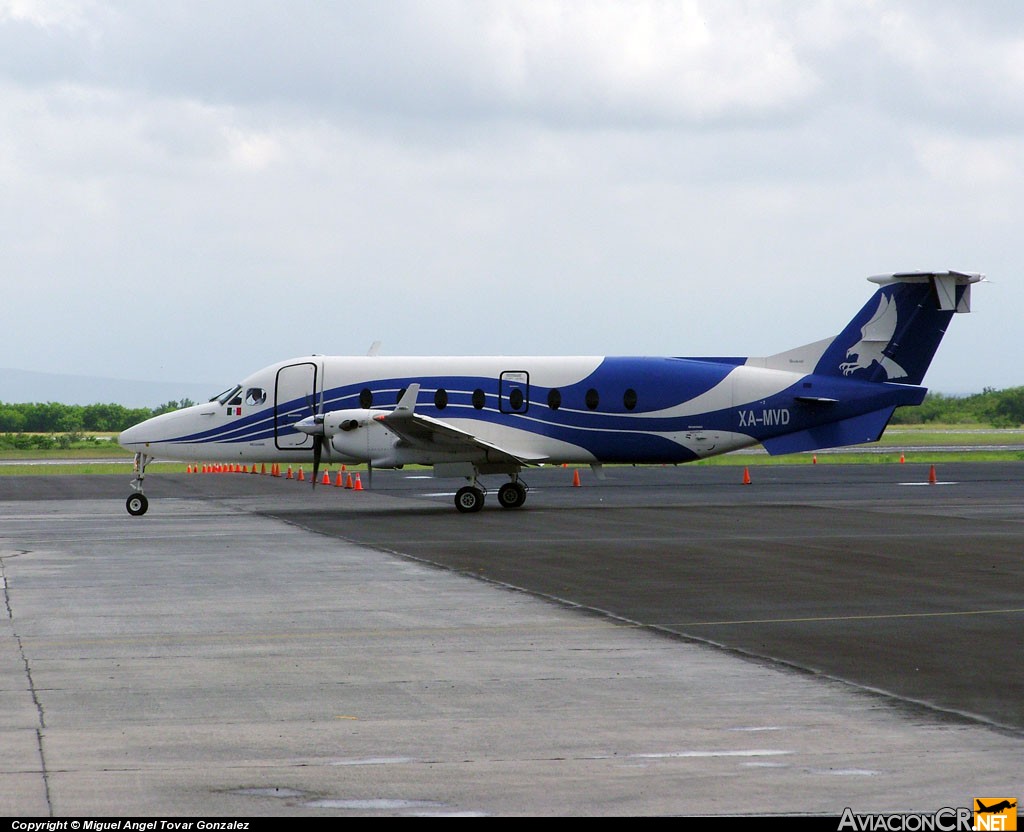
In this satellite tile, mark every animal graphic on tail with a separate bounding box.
[839,293,907,380]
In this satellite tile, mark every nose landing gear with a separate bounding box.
[126,492,149,516]
[126,452,151,516]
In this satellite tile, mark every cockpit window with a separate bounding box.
[213,384,243,405]
[245,387,267,407]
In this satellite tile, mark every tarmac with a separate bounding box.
[1,462,1021,816]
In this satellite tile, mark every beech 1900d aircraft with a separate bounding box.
[119,271,981,515]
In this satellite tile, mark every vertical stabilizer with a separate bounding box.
[812,271,982,385]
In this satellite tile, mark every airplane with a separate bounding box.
[975,800,1016,815]
[118,270,982,516]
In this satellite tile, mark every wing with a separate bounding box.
[375,384,546,465]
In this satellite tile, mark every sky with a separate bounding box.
[1,0,1021,402]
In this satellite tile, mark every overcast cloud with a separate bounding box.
[1,1,1021,399]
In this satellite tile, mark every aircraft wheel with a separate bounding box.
[455,486,485,513]
[497,481,527,509]
[126,493,149,517]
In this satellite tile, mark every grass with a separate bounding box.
[694,450,1024,466]
[0,446,131,460]
[2,428,1023,475]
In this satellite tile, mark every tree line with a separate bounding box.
[0,387,1022,434]
[889,387,1024,427]
[0,400,196,433]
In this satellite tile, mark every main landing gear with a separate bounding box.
[454,475,528,513]
[126,452,150,516]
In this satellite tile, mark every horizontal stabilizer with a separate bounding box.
[868,270,982,312]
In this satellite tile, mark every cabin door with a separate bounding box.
[274,361,320,450]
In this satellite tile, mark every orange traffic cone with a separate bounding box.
[286,466,293,480]
[353,473,363,491]
[334,471,344,487]
[572,468,581,487]
[345,472,353,489]
[743,467,751,485]
[321,470,331,486]
[928,464,937,485]
[251,464,258,475]
[297,468,305,482]
[341,464,347,472]
[812,455,817,465]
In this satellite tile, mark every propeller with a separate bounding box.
[292,413,326,488]
[310,414,325,488]
[298,394,326,489]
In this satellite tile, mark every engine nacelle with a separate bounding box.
[315,408,389,464]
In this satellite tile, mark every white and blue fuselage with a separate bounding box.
[119,271,981,514]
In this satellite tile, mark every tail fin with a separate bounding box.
[756,271,982,385]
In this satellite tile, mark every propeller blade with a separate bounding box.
[312,435,322,489]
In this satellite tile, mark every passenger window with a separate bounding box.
[548,389,561,410]
[472,389,486,410]
[359,388,373,409]
[623,388,637,411]
[585,388,599,410]
[245,388,266,407]
[435,388,448,410]
[509,388,524,411]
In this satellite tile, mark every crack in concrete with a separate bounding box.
[1,554,53,816]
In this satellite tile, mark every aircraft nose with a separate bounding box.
[118,422,144,449]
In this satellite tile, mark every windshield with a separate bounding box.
[211,384,243,405]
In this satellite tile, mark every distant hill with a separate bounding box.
[0,367,219,409]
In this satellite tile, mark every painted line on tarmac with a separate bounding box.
[672,607,1024,628]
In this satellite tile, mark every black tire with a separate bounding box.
[497,481,527,509]
[126,493,149,516]
[455,486,484,513]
